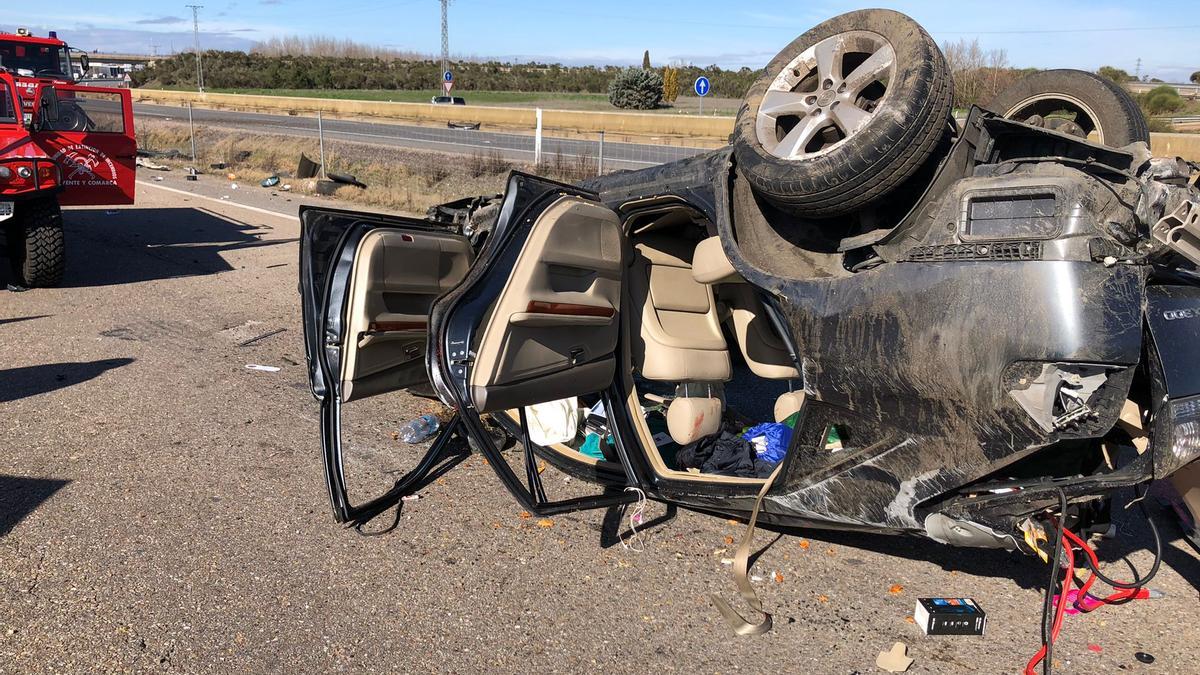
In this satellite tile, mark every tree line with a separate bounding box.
[132,51,760,98]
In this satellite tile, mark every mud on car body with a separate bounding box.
[299,8,1199,612]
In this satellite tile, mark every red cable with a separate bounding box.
[1024,528,1148,675]
[1062,529,1140,609]
[1024,533,1076,675]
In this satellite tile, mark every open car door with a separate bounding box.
[299,206,474,524]
[427,173,641,515]
[31,84,136,205]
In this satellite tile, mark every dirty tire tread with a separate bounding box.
[732,9,955,218]
[985,69,1149,147]
[8,199,66,288]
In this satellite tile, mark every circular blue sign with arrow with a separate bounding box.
[694,76,710,97]
[443,70,454,82]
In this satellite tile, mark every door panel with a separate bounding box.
[468,196,623,412]
[341,228,473,401]
[31,84,135,206]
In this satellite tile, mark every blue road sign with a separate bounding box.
[443,70,454,82]
[694,76,710,97]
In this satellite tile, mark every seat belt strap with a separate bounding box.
[710,462,784,636]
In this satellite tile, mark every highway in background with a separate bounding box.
[134,103,710,169]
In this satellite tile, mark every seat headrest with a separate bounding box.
[774,391,806,423]
[691,237,742,285]
[666,396,722,445]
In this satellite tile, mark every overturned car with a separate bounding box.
[300,8,1198,606]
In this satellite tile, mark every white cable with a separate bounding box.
[620,486,648,552]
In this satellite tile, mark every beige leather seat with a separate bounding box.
[629,234,732,383]
[692,237,801,383]
[628,233,731,444]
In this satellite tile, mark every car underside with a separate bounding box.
[298,7,1200,656]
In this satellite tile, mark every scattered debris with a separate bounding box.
[135,157,170,171]
[210,162,227,170]
[448,121,481,130]
[244,364,280,373]
[297,154,321,179]
[1135,652,1155,664]
[261,175,281,188]
[186,168,198,181]
[226,173,238,181]
[914,597,987,636]
[798,539,810,550]
[889,584,905,595]
[314,180,340,196]
[233,150,252,163]
[1087,644,1103,653]
[398,414,440,443]
[280,184,292,192]
[237,327,286,347]
[536,518,554,529]
[153,176,164,182]
[328,172,367,189]
[518,511,531,519]
[876,642,915,673]
[137,148,183,159]
[401,494,421,502]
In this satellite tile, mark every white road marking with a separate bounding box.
[136,180,298,220]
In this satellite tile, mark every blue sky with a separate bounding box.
[6,0,1199,81]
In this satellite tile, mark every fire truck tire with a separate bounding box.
[6,199,66,288]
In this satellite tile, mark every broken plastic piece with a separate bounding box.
[1151,199,1200,265]
[261,175,281,188]
[876,642,914,673]
[244,364,280,373]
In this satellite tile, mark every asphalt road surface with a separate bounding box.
[2,173,1198,673]
[134,103,710,169]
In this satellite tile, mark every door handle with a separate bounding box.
[569,347,585,365]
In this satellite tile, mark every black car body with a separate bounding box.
[299,103,1200,551]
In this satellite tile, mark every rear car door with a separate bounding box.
[300,206,473,523]
[31,84,135,205]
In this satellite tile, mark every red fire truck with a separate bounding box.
[1,28,135,288]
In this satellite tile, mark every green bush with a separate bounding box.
[607,67,664,110]
[1140,85,1185,115]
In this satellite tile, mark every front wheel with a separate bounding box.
[5,198,66,288]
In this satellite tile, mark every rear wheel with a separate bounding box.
[986,69,1149,148]
[6,198,66,288]
[731,9,954,218]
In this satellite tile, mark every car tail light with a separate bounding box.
[0,161,35,191]
[1169,395,1200,465]
[35,161,58,190]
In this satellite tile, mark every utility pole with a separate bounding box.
[150,43,160,56]
[1135,57,1142,82]
[186,4,205,92]
[440,0,450,89]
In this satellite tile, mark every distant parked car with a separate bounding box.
[430,96,466,105]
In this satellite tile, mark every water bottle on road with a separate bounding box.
[399,414,440,443]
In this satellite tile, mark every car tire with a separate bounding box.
[986,69,1149,148]
[731,9,954,218]
[6,199,66,288]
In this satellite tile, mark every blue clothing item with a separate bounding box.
[742,422,793,464]
[580,433,606,460]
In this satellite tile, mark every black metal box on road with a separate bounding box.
[914,597,987,636]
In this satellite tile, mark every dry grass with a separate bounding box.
[136,119,603,214]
